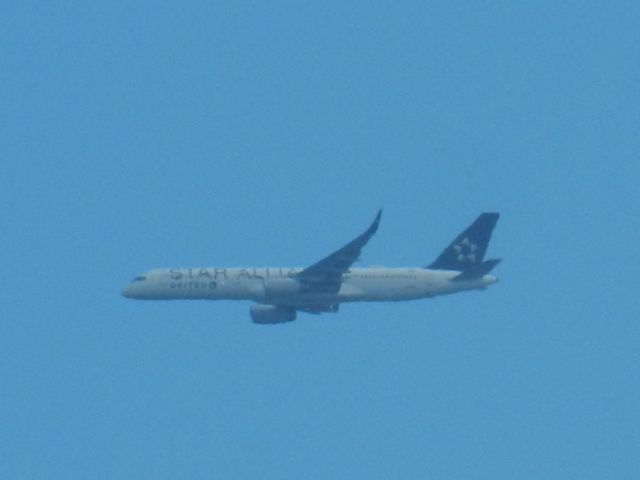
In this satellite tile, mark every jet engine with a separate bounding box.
[250,304,297,324]
[262,278,301,298]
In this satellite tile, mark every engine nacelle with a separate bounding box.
[262,278,301,298]
[250,304,297,324]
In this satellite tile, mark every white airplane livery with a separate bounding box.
[122,212,501,324]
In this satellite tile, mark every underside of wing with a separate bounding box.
[250,303,340,324]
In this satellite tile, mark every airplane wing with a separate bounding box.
[294,210,382,295]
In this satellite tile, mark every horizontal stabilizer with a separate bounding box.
[453,259,501,281]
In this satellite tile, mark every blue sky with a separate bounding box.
[2,2,639,478]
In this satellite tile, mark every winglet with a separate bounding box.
[368,209,383,235]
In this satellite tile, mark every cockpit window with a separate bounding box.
[132,276,147,282]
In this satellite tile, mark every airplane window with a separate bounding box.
[132,276,147,282]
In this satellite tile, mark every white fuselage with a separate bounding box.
[121,267,497,305]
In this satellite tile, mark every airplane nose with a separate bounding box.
[121,285,133,298]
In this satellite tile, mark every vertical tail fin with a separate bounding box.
[427,213,500,272]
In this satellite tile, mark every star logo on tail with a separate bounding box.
[452,237,478,263]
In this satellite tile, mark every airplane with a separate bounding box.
[121,211,501,324]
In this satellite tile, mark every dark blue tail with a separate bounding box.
[427,213,500,274]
